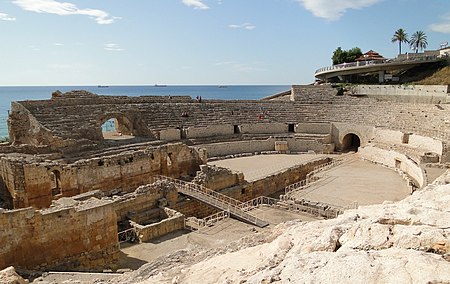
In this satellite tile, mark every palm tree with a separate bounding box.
[392,28,408,54]
[409,31,428,53]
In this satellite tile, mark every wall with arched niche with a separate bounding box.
[331,123,375,151]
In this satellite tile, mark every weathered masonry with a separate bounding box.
[0,85,449,272]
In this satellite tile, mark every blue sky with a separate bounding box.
[1,0,449,86]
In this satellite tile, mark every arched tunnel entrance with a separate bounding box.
[0,177,13,209]
[341,133,361,152]
[101,115,135,140]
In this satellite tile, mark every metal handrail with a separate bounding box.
[185,211,230,232]
[151,175,266,226]
[315,55,440,75]
[241,196,279,211]
[285,158,343,195]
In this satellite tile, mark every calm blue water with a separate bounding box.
[0,85,289,139]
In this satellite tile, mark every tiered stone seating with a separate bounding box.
[11,89,450,151]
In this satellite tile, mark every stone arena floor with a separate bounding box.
[212,153,411,208]
[209,153,327,181]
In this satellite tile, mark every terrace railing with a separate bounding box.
[151,175,269,228]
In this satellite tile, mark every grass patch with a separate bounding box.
[416,65,450,85]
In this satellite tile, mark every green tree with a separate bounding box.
[409,31,428,53]
[391,28,408,54]
[332,47,362,65]
[346,47,363,62]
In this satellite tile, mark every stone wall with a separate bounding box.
[331,123,375,150]
[0,199,119,271]
[192,165,244,191]
[352,85,450,104]
[408,134,443,155]
[296,123,331,134]
[202,139,275,157]
[132,207,185,242]
[160,129,181,141]
[240,123,288,134]
[359,145,425,188]
[112,182,179,222]
[0,143,206,209]
[186,125,234,139]
[7,89,450,156]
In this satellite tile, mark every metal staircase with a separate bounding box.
[152,175,269,228]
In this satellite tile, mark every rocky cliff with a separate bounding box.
[113,170,450,284]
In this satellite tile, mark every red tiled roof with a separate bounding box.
[356,50,385,61]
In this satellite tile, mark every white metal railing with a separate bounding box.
[285,158,344,195]
[184,211,230,232]
[118,228,137,244]
[315,55,440,75]
[151,175,267,227]
[280,195,349,219]
[241,196,279,211]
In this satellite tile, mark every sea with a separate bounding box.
[0,85,290,140]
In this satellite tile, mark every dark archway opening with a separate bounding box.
[341,133,361,152]
[50,170,62,196]
[0,177,13,209]
[288,124,295,133]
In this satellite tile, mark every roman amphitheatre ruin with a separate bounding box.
[1,58,450,283]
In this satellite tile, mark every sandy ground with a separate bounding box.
[117,207,317,270]
[290,157,411,207]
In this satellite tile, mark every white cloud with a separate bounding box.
[182,0,209,10]
[104,43,124,51]
[0,13,16,21]
[228,23,256,30]
[429,13,450,34]
[299,0,382,21]
[12,0,119,24]
[53,43,64,46]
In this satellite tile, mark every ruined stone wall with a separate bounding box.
[0,199,119,271]
[359,145,425,187]
[8,89,450,153]
[0,157,26,208]
[1,143,206,209]
[170,158,329,219]
[352,85,450,103]
[192,165,245,191]
[230,157,330,201]
[113,182,179,222]
[171,198,219,219]
[132,208,184,242]
[202,139,275,157]
[202,138,332,158]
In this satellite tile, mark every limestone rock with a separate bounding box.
[0,267,28,284]
[113,183,450,284]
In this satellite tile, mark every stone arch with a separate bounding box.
[341,133,361,152]
[99,114,135,139]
